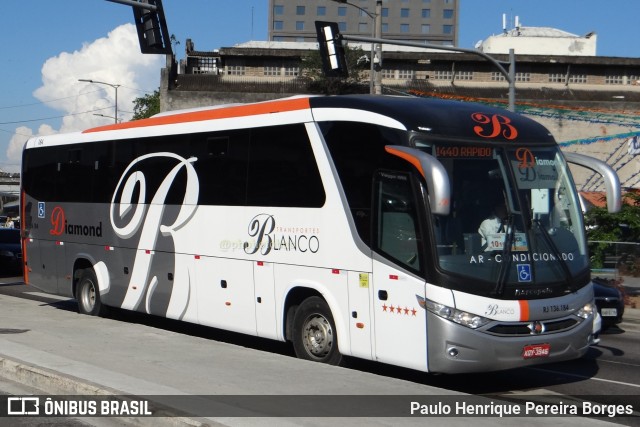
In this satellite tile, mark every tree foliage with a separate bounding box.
[300,45,371,95]
[584,191,640,270]
[132,90,160,120]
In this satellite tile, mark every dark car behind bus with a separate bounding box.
[0,228,22,276]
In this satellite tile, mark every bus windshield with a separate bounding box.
[420,142,588,295]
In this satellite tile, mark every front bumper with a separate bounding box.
[426,311,594,374]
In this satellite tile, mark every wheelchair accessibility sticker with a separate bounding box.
[517,264,532,282]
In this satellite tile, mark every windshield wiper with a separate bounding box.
[532,219,576,293]
[494,214,515,296]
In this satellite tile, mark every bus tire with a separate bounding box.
[292,296,343,366]
[76,268,106,316]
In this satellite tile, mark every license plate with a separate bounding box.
[601,308,618,317]
[522,343,550,359]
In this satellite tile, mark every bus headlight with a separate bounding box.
[575,302,596,319]
[423,300,491,329]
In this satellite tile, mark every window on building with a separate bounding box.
[273,21,284,31]
[548,73,566,83]
[455,71,473,81]
[382,23,389,32]
[401,8,410,18]
[515,72,531,82]
[296,6,305,15]
[227,65,246,76]
[264,66,280,76]
[401,24,410,33]
[338,6,347,16]
[422,9,430,18]
[443,25,453,34]
[296,21,304,31]
[284,66,299,76]
[382,8,389,17]
[434,70,453,80]
[189,57,218,74]
[382,69,395,79]
[317,6,326,16]
[338,21,347,31]
[398,69,414,79]
[274,5,284,15]
[605,75,624,85]
[421,24,430,34]
[443,9,454,19]
[568,74,587,84]
[359,22,368,32]
[359,9,370,18]
[491,72,506,82]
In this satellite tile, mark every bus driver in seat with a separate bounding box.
[478,203,508,251]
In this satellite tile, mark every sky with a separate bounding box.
[0,0,638,173]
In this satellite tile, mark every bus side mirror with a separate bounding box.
[385,146,451,216]
[563,152,621,213]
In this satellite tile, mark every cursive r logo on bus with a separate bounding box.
[50,206,65,236]
[471,113,518,140]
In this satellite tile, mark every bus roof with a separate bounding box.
[80,95,554,144]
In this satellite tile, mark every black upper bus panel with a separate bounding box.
[309,95,556,145]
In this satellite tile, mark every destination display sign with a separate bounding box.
[435,146,493,158]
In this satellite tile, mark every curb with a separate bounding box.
[0,356,212,427]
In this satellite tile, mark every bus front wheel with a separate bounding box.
[292,296,343,366]
[76,268,106,316]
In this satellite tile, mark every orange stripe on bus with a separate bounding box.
[384,146,426,178]
[83,97,312,134]
[518,300,530,321]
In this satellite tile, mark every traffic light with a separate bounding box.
[315,21,349,78]
[132,0,172,54]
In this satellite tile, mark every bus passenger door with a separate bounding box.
[371,171,428,371]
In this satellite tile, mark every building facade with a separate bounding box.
[479,26,597,57]
[268,0,459,46]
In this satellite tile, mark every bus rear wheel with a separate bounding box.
[292,296,343,366]
[76,268,106,316]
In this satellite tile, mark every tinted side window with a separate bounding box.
[246,124,325,207]
[191,130,249,206]
[374,171,423,274]
[57,145,96,202]
[22,146,61,201]
[321,122,407,245]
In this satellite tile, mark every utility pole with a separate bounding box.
[374,0,382,95]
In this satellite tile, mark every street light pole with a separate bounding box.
[374,0,382,95]
[78,79,121,123]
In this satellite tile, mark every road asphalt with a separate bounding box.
[0,282,636,427]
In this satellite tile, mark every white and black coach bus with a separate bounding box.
[21,95,621,373]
